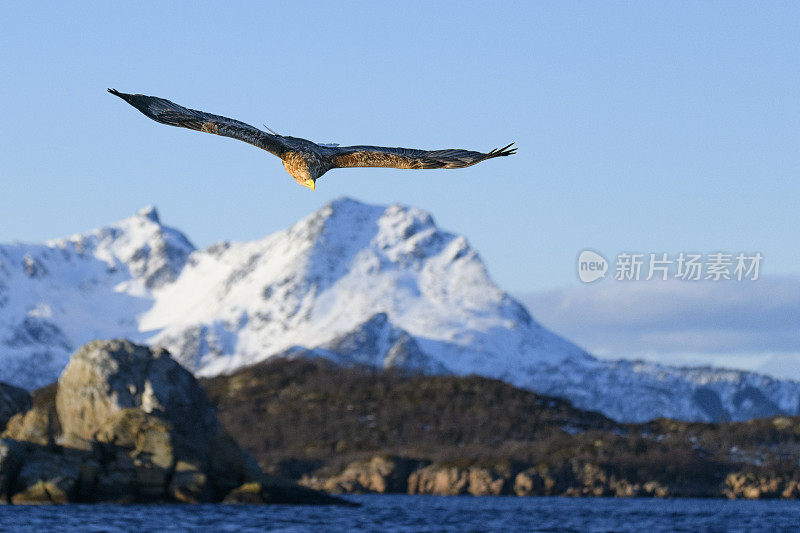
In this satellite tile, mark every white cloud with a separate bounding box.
[517,275,800,379]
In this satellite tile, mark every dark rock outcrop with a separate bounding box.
[0,439,23,503]
[223,477,357,506]
[0,383,31,432]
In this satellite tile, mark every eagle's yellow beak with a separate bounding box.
[309,180,315,191]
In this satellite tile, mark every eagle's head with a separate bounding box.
[288,170,315,190]
[300,177,316,191]
[282,152,319,191]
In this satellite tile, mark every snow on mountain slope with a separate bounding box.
[0,197,798,423]
[142,198,586,379]
[0,206,194,387]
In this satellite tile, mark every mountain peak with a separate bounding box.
[327,196,370,210]
[43,205,196,291]
[314,197,439,250]
[135,205,160,224]
[320,197,386,224]
[321,197,435,230]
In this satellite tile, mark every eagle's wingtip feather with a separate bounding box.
[486,142,516,159]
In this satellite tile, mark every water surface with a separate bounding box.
[1,495,799,532]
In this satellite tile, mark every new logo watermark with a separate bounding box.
[577,250,608,283]
[577,250,762,283]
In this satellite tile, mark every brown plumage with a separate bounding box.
[109,89,516,190]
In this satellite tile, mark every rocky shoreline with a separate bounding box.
[0,340,351,505]
[300,454,800,499]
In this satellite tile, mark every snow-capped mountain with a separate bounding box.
[0,197,798,423]
[0,205,194,387]
[141,199,585,380]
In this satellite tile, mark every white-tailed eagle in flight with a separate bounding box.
[109,89,516,191]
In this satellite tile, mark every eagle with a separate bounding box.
[108,89,515,190]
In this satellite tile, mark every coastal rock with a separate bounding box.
[222,482,265,504]
[406,461,515,496]
[169,460,208,503]
[514,468,555,496]
[207,428,264,499]
[0,339,348,505]
[724,472,786,499]
[302,455,428,494]
[2,384,59,446]
[10,447,97,504]
[0,439,23,503]
[56,339,268,501]
[407,465,468,495]
[781,481,800,499]
[467,464,514,496]
[2,408,54,446]
[52,339,264,500]
[223,478,355,506]
[330,458,678,498]
[56,339,216,449]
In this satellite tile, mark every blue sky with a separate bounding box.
[1,2,798,371]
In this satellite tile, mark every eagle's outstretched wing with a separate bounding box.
[108,89,287,157]
[328,143,516,170]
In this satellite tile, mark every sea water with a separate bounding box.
[1,495,799,532]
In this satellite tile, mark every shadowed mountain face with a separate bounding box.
[201,356,618,466]
[0,198,798,423]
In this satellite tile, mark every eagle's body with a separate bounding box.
[108,89,515,190]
